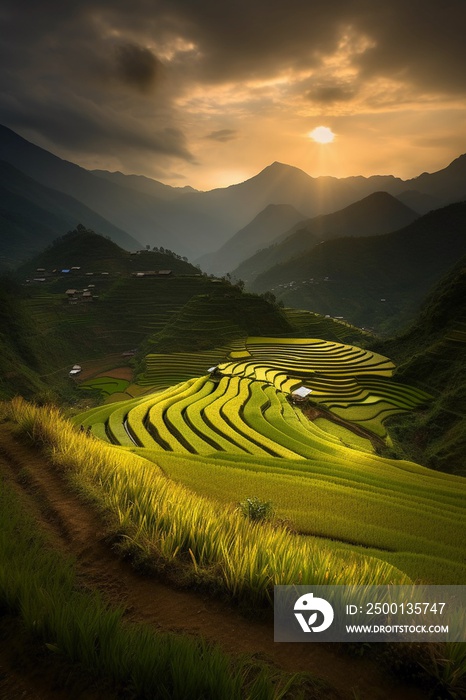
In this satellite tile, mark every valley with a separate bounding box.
[0,134,465,699]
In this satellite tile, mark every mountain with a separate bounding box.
[190,163,406,267]
[405,154,466,203]
[91,170,198,200]
[0,233,290,399]
[14,226,200,279]
[190,156,466,269]
[0,124,224,258]
[0,161,142,269]
[197,203,306,274]
[249,201,466,333]
[232,192,418,284]
[1,124,465,264]
[371,260,466,474]
[395,190,442,214]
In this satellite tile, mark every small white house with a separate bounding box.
[291,386,312,402]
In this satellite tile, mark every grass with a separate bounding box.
[0,473,311,699]
[1,426,463,699]
[151,450,465,584]
[6,398,411,608]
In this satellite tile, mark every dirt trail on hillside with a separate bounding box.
[0,427,426,700]
[303,403,387,452]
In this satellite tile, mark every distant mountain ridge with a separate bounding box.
[0,160,141,269]
[0,124,465,268]
[232,191,418,283]
[198,203,306,274]
[91,170,198,200]
[250,201,466,333]
[0,124,225,259]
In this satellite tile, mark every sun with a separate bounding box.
[308,126,335,144]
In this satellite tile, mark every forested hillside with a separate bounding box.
[371,260,466,474]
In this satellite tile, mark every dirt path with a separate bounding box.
[302,403,387,452]
[0,427,426,700]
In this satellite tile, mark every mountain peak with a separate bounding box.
[442,153,466,173]
[260,161,313,178]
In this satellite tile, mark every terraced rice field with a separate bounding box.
[141,346,236,388]
[79,377,130,396]
[75,337,465,585]
[283,308,370,343]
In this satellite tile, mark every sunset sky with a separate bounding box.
[1,0,465,190]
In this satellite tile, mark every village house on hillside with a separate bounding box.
[291,386,312,403]
[65,288,95,303]
[131,269,173,278]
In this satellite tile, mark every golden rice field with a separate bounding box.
[72,337,465,587]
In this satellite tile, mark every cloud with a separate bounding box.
[351,1,466,96]
[0,0,465,186]
[0,88,194,162]
[307,85,357,104]
[205,129,238,142]
[0,2,196,167]
[2,2,466,96]
[126,0,466,98]
[115,43,161,92]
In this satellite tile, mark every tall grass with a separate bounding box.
[0,474,315,700]
[6,398,410,608]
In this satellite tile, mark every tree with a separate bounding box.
[261,291,276,305]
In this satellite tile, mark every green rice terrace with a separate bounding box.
[75,336,466,587]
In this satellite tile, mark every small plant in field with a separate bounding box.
[238,496,274,522]
[381,642,466,699]
[420,643,466,700]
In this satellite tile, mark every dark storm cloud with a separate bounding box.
[206,129,238,142]
[115,43,160,92]
[0,89,194,161]
[0,0,465,174]
[350,1,466,95]
[307,85,357,104]
[2,0,466,92]
[134,0,466,95]
[0,0,195,163]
